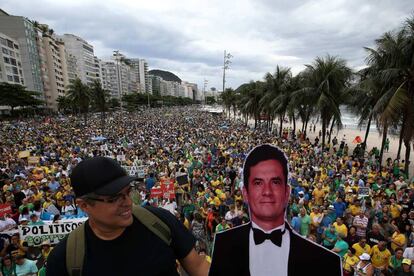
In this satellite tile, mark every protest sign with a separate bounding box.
[150,179,176,199]
[19,218,87,246]
[0,204,12,217]
[18,150,30,158]
[358,187,370,198]
[150,186,163,198]
[161,179,176,199]
[136,165,146,178]
[28,156,40,165]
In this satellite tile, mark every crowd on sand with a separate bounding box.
[0,106,414,275]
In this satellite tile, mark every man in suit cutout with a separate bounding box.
[209,144,342,276]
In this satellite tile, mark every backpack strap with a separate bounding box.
[65,206,171,276]
[66,222,85,276]
[132,205,172,246]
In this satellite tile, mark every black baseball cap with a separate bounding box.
[70,157,136,197]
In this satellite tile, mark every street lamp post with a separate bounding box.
[203,79,208,106]
[113,50,123,112]
[222,50,232,94]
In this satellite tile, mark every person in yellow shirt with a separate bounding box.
[31,186,44,202]
[352,238,371,257]
[389,199,402,219]
[333,217,348,238]
[347,201,361,217]
[312,184,325,205]
[310,207,323,232]
[343,248,359,275]
[390,226,406,252]
[371,240,391,272]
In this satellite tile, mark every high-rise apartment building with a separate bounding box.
[0,9,44,99]
[130,59,150,93]
[0,32,24,85]
[60,34,99,85]
[35,25,69,109]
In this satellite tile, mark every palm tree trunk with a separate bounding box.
[397,114,406,159]
[301,119,305,133]
[279,114,284,137]
[379,124,388,167]
[304,111,310,138]
[397,128,404,159]
[328,118,335,144]
[321,119,326,152]
[292,115,296,135]
[404,140,411,176]
[362,115,372,151]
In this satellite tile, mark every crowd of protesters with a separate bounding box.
[0,106,413,276]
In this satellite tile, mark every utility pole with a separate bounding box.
[113,50,123,112]
[222,50,232,95]
[203,79,208,106]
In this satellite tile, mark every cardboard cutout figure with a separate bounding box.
[209,144,343,276]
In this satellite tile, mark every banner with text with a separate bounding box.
[19,218,87,246]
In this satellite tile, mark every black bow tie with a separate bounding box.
[253,228,285,247]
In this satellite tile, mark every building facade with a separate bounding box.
[0,10,44,99]
[35,26,69,109]
[0,32,24,85]
[60,34,99,85]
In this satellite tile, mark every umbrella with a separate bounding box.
[352,136,362,144]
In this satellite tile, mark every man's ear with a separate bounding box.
[76,198,89,213]
[242,185,249,205]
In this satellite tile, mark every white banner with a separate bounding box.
[19,218,87,246]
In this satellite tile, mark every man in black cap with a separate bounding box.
[46,156,208,276]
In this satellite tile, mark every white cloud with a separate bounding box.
[1,0,413,90]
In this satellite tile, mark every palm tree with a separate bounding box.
[90,80,110,134]
[367,17,414,175]
[67,78,91,125]
[56,95,73,113]
[261,66,292,135]
[237,81,264,128]
[289,72,315,138]
[220,88,236,118]
[346,68,387,151]
[295,55,352,151]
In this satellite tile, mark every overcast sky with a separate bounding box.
[2,0,413,90]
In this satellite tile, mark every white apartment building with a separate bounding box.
[0,32,24,85]
[129,58,150,93]
[60,34,99,85]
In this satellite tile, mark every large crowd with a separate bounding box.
[0,106,414,276]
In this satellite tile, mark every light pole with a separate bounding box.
[113,50,123,112]
[203,79,208,106]
[222,50,232,94]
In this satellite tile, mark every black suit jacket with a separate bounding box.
[209,222,342,276]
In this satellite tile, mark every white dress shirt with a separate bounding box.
[249,222,290,276]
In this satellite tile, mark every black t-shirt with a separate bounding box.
[46,207,195,276]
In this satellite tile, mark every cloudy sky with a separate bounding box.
[2,0,412,90]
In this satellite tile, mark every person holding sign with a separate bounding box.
[209,144,342,276]
[46,157,208,276]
